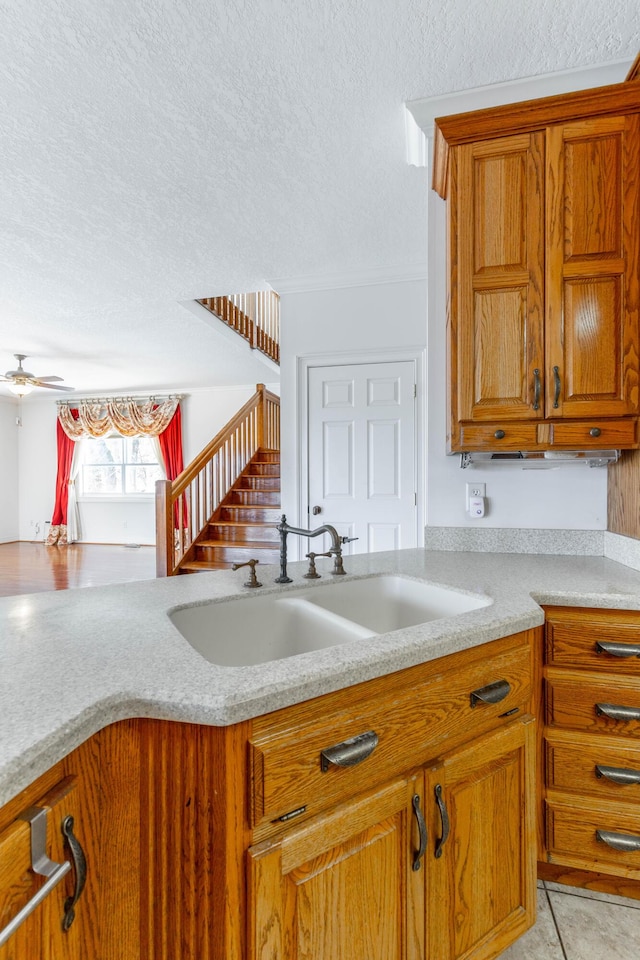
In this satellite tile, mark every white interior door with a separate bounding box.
[307,361,417,554]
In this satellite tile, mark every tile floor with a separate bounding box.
[499,882,640,959]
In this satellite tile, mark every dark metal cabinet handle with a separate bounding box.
[61,815,87,930]
[532,369,541,410]
[0,806,72,947]
[595,640,640,659]
[595,765,640,786]
[589,427,601,438]
[411,795,427,872]
[553,365,561,408]
[494,429,506,440]
[434,784,450,859]
[320,730,379,772]
[470,679,511,708]
[596,829,640,853]
[596,703,640,723]
[0,805,87,947]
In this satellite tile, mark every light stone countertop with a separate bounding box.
[3,547,640,807]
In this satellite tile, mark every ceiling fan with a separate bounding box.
[0,354,74,397]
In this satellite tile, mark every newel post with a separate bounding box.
[256,383,266,449]
[155,479,174,577]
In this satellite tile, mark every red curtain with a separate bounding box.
[158,406,187,527]
[51,414,77,525]
[158,405,184,481]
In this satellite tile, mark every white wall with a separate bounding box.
[279,278,428,531]
[0,397,19,542]
[15,383,276,545]
[426,192,608,530]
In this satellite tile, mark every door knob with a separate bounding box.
[312,505,322,515]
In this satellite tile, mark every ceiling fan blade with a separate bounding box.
[32,380,74,391]
[35,375,64,382]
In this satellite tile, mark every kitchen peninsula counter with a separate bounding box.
[3,547,640,807]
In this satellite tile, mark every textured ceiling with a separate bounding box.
[0,1,636,395]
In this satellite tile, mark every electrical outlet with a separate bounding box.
[465,482,486,510]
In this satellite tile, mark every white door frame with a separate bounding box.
[296,346,426,559]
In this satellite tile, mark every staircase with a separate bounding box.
[198,290,280,365]
[179,449,281,572]
[155,384,280,577]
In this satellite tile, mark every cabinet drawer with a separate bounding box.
[458,423,539,451]
[546,796,640,878]
[548,419,638,449]
[546,672,640,738]
[249,632,534,836]
[545,607,640,675]
[545,729,640,800]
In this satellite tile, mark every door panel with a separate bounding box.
[545,115,640,418]
[453,132,545,426]
[308,361,417,553]
[248,776,424,960]
[426,718,537,960]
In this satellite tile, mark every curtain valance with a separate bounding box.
[57,396,181,439]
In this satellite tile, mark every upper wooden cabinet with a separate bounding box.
[435,83,640,453]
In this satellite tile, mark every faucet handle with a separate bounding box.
[303,551,332,580]
[341,536,359,545]
[232,559,262,588]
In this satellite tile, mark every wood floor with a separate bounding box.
[0,541,157,597]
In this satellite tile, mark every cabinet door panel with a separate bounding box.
[451,133,545,432]
[546,115,640,418]
[248,777,423,960]
[426,717,536,960]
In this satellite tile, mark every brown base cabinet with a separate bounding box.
[538,606,640,900]
[0,630,537,960]
[249,717,536,960]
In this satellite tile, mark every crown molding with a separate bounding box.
[405,57,634,166]
[269,262,427,295]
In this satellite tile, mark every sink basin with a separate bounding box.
[170,594,375,667]
[169,575,490,667]
[300,575,491,633]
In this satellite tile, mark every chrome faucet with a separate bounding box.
[275,514,357,583]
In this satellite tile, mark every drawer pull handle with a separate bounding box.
[494,429,506,440]
[595,765,640,786]
[470,679,511,708]
[411,794,427,872]
[320,730,379,772]
[434,784,450,859]
[589,427,602,438]
[0,805,79,948]
[595,640,640,659]
[596,829,640,853]
[595,703,640,723]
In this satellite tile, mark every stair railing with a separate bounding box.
[198,290,280,365]
[155,384,280,577]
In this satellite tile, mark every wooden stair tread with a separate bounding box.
[181,560,272,571]
[198,538,280,550]
[208,520,277,529]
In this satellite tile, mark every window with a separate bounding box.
[79,435,163,497]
